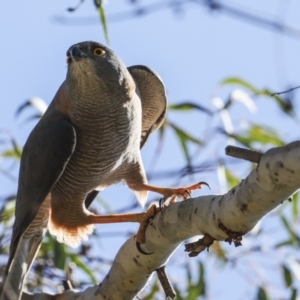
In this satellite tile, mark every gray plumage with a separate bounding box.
[1,41,167,300]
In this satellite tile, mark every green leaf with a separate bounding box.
[68,253,98,284]
[186,262,206,298]
[220,77,294,116]
[275,239,294,249]
[291,192,299,221]
[224,168,240,189]
[98,6,109,44]
[280,215,299,246]
[197,262,205,296]
[1,148,22,159]
[0,196,16,226]
[168,123,203,146]
[260,89,294,115]
[282,265,293,288]
[143,279,160,300]
[53,239,67,269]
[186,263,192,283]
[173,285,184,300]
[158,121,166,145]
[168,102,213,115]
[220,77,259,94]
[0,207,14,224]
[167,121,203,164]
[1,138,22,159]
[247,125,284,147]
[227,134,252,148]
[221,124,284,149]
[256,287,269,300]
[290,288,297,300]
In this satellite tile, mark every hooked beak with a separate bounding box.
[66,45,86,65]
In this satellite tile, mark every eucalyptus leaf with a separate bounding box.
[256,287,269,300]
[221,77,259,94]
[167,121,203,164]
[168,102,213,115]
[282,265,293,288]
[68,253,98,284]
[98,6,109,44]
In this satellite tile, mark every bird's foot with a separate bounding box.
[136,204,160,244]
[134,181,209,251]
[159,181,210,208]
[168,181,209,199]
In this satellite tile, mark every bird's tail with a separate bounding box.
[0,197,50,300]
[48,220,94,248]
[0,234,44,300]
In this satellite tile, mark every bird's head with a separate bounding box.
[65,41,134,93]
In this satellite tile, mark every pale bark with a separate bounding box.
[21,141,300,300]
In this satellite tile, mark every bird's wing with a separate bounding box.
[128,65,167,149]
[9,109,76,269]
[85,190,100,209]
[1,106,76,300]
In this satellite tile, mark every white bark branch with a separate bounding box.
[21,141,300,300]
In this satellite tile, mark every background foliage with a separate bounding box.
[1,1,300,299]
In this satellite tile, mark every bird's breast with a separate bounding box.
[54,90,142,198]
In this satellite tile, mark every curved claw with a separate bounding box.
[136,241,153,255]
[199,181,210,189]
[185,190,191,198]
[159,198,165,210]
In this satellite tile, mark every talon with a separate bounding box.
[159,198,165,210]
[185,190,191,198]
[136,204,159,245]
[199,181,210,189]
[136,241,153,255]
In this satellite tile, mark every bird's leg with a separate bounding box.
[136,205,159,244]
[88,204,158,244]
[137,181,209,202]
[128,181,208,245]
[89,182,208,245]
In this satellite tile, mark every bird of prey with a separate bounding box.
[0,41,203,300]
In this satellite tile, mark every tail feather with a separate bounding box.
[0,235,43,300]
[48,220,94,248]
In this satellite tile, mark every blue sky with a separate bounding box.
[1,1,300,299]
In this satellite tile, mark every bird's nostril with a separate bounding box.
[71,45,82,58]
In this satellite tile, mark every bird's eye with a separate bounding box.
[93,48,105,57]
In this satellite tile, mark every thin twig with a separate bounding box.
[156,266,176,299]
[56,0,300,40]
[271,85,300,96]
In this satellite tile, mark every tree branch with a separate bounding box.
[21,141,300,299]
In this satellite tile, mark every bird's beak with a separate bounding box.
[66,54,72,65]
[66,45,86,65]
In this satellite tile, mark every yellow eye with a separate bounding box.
[93,47,105,57]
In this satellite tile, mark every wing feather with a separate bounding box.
[128,65,167,149]
[7,106,76,273]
